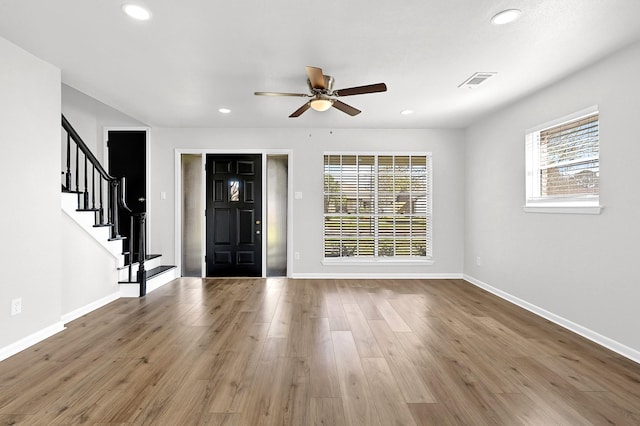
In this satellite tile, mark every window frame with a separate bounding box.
[524,106,603,215]
[322,152,434,265]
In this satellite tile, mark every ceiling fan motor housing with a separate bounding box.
[307,75,335,94]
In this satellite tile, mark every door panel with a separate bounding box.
[237,209,255,245]
[214,208,231,244]
[206,154,262,277]
[215,251,232,264]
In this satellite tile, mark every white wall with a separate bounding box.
[150,127,465,277]
[60,214,119,316]
[464,40,640,356]
[0,37,62,349]
[62,84,146,164]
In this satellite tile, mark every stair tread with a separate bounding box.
[118,265,176,283]
[77,208,100,212]
[93,223,113,228]
[108,236,126,241]
[147,265,177,277]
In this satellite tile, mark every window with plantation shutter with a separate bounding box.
[525,106,602,214]
[323,153,432,261]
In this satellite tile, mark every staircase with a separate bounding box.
[60,115,177,297]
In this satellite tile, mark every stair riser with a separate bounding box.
[120,267,179,298]
[118,256,163,281]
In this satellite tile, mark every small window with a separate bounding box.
[229,180,239,202]
[323,153,432,261]
[525,106,601,213]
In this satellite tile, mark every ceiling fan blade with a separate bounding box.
[289,102,311,118]
[254,91,309,97]
[306,66,326,89]
[334,83,387,97]
[332,100,361,116]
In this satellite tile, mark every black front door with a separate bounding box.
[206,154,262,277]
[107,130,146,262]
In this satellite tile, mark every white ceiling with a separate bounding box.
[2,0,640,129]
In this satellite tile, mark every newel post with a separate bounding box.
[137,212,147,297]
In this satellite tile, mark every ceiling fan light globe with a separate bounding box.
[310,99,333,112]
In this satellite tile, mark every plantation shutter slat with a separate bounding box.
[323,153,432,259]
[532,112,599,200]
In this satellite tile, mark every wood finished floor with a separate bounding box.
[1,278,639,425]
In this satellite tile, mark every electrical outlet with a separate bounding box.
[476,256,482,266]
[11,298,21,316]
[294,251,300,260]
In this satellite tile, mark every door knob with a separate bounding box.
[138,197,146,202]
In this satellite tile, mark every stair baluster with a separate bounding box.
[83,155,89,209]
[98,177,104,224]
[65,133,72,190]
[91,165,96,211]
[75,143,80,206]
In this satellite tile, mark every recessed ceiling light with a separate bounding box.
[122,4,151,21]
[400,110,414,115]
[218,108,231,114]
[491,9,521,25]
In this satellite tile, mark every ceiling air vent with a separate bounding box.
[458,72,497,89]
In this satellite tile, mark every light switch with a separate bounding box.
[161,191,166,200]
[294,191,303,200]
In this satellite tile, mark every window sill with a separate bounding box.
[522,205,603,215]
[322,257,435,266]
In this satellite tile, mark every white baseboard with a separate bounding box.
[61,292,121,324]
[291,273,463,279]
[463,274,640,365]
[0,322,65,362]
[1,272,179,362]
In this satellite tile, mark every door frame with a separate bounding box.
[174,148,293,278]
[103,126,151,248]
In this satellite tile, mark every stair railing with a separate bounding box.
[61,115,147,295]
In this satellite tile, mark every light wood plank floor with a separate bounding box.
[1,278,639,425]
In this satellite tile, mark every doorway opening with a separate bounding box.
[106,129,148,264]
[178,151,290,278]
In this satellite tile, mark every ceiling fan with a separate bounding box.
[254,66,387,118]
